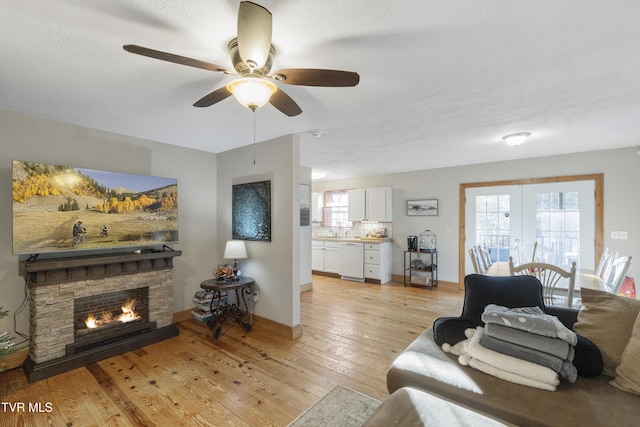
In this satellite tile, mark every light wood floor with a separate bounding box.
[0,275,463,426]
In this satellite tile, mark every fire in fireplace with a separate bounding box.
[83,298,141,330]
[74,288,149,336]
[66,287,153,356]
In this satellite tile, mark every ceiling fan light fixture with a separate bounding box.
[226,76,277,110]
[502,132,531,147]
[311,170,326,180]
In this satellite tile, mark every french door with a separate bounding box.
[465,186,521,271]
[465,180,595,275]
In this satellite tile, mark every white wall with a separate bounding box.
[216,134,302,329]
[0,109,218,337]
[313,147,640,285]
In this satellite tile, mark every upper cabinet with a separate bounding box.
[348,189,366,221]
[348,187,392,222]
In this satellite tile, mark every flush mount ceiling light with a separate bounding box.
[502,132,531,147]
[226,76,277,111]
[311,170,326,180]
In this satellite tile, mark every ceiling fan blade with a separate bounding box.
[237,1,272,69]
[269,89,302,117]
[273,68,360,87]
[193,86,232,107]
[123,44,231,74]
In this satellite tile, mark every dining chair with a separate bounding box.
[600,250,619,281]
[595,247,612,277]
[508,256,577,308]
[472,245,484,270]
[476,244,492,270]
[603,256,632,294]
[516,242,535,265]
[468,248,482,274]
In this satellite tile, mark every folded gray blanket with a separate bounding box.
[481,304,577,346]
[484,323,574,360]
[480,331,577,382]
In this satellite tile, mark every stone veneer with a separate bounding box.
[29,270,172,363]
[22,251,180,364]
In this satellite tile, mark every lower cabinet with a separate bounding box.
[312,240,339,274]
[313,240,391,283]
[364,242,392,284]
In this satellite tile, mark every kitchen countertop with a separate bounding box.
[312,236,393,243]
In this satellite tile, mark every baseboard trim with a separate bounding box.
[300,281,313,293]
[311,271,340,278]
[252,314,303,339]
[173,308,193,323]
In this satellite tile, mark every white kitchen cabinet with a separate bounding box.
[348,189,366,221]
[311,241,325,271]
[312,240,340,273]
[364,242,392,284]
[324,242,339,273]
[348,188,392,222]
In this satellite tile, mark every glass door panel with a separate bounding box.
[522,181,595,270]
[465,186,521,274]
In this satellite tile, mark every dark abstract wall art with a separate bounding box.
[232,180,271,241]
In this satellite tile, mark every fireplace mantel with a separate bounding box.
[21,249,182,286]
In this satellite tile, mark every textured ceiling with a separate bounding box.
[2,1,639,179]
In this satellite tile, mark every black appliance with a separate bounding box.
[407,235,418,251]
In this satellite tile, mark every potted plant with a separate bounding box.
[0,306,18,356]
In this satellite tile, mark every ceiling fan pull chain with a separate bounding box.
[252,109,257,171]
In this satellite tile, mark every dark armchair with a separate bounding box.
[433,274,578,346]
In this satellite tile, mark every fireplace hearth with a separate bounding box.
[21,250,181,382]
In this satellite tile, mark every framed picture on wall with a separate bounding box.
[407,199,438,216]
[232,180,271,241]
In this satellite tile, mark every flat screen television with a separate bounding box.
[12,160,178,255]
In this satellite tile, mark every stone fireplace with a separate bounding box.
[21,250,181,382]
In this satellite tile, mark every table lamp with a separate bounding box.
[224,240,248,279]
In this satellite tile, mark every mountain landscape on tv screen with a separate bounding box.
[12,161,178,254]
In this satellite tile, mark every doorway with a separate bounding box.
[459,174,604,287]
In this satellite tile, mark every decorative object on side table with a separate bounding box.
[223,240,248,279]
[419,230,437,252]
[214,264,234,281]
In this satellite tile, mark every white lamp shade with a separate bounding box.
[226,77,277,110]
[224,240,248,259]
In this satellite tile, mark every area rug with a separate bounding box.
[288,385,381,427]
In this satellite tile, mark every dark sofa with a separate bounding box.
[385,274,640,426]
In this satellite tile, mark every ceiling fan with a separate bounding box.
[123,1,360,116]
